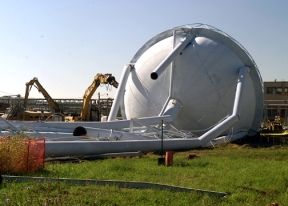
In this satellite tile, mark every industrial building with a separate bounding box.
[263,80,288,125]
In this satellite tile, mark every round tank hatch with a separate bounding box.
[123,24,264,136]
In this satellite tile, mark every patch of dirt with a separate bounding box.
[186,154,200,159]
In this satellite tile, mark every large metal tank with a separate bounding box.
[123,24,264,136]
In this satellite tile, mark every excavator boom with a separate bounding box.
[24,77,62,113]
[80,73,118,121]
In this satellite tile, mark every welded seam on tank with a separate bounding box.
[191,74,239,130]
[126,75,153,109]
[132,65,168,111]
[192,43,228,113]
[190,115,231,133]
[193,74,239,126]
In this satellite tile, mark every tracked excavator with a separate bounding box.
[77,73,118,121]
[24,77,62,120]
[2,78,60,121]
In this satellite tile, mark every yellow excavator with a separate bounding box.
[69,73,118,122]
[2,78,60,121]
[24,77,62,115]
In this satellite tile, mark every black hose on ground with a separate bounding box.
[1,175,228,198]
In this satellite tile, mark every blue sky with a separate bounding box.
[1,0,287,98]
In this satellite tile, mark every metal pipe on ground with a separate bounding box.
[45,138,202,157]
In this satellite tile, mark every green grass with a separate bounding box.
[1,143,288,205]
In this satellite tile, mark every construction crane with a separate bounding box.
[24,77,62,114]
[79,73,118,121]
